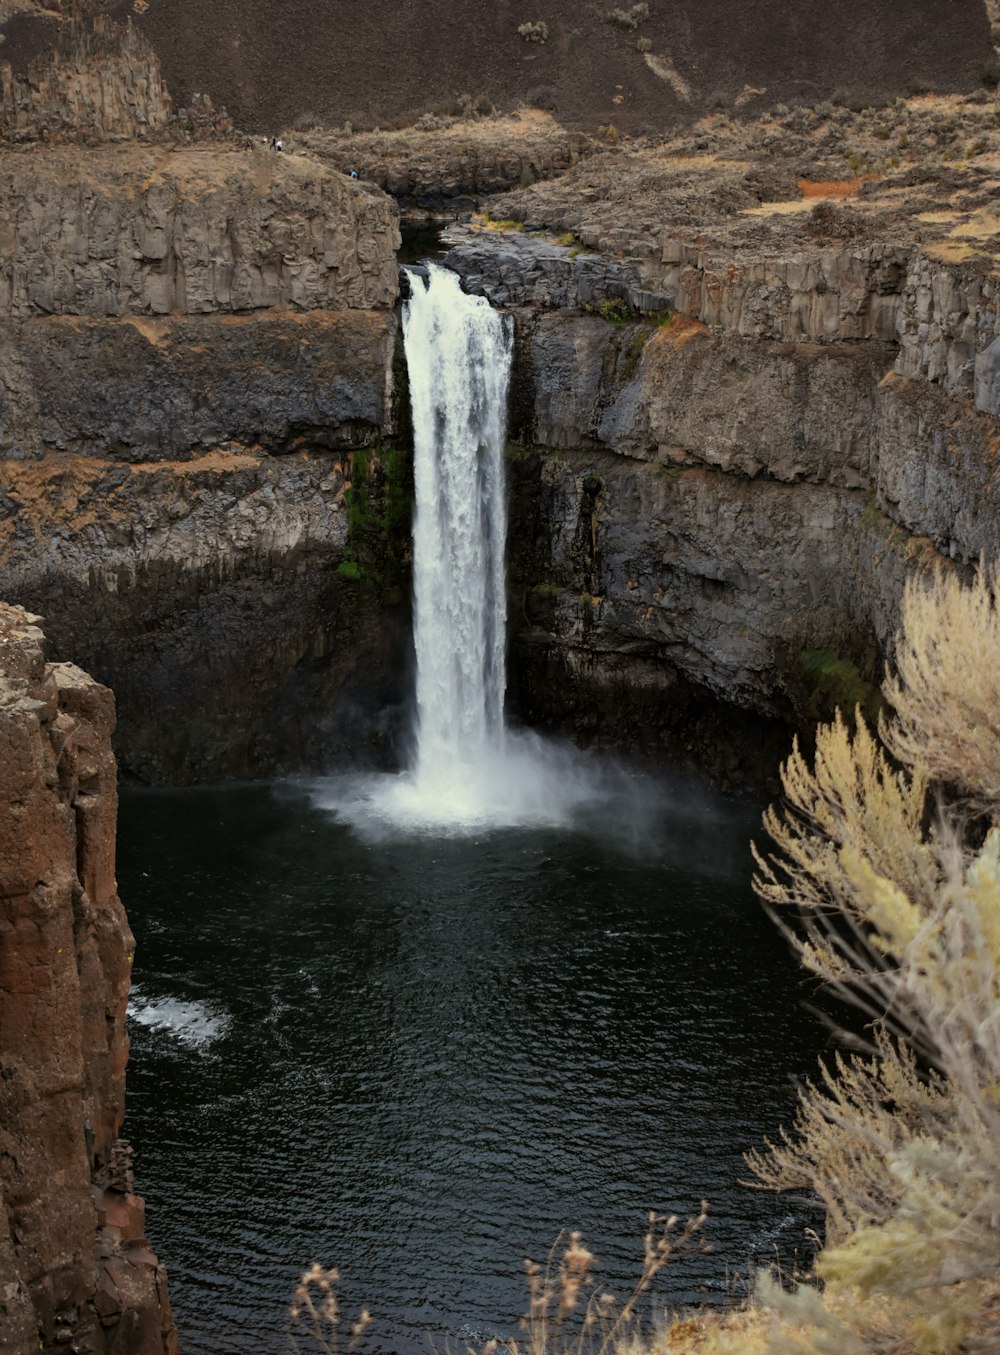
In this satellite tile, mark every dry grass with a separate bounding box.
[497,1209,710,1355]
[288,1263,371,1355]
[739,201,812,218]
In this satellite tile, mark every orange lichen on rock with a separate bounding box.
[798,175,877,198]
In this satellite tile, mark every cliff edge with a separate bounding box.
[0,603,177,1355]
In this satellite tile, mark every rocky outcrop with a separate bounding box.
[0,139,404,781]
[490,230,996,765]
[5,82,1000,787]
[506,444,909,776]
[0,448,413,781]
[874,371,1000,561]
[0,603,177,1355]
[0,16,175,144]
[445,226,906,342]
[0,147,400,463]
[5,310,394,460]
[515,315,892,486]
[656,238,909,344]
[301,118,595,210]
[895,253,1000,414]
[505,312,922,753]
[0,146,398,320]
[441,228,670,314]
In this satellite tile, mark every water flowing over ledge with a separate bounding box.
[326,262,650,838]
[407,265,511,798]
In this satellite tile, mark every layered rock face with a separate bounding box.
[439,221,998,773]
[0,145,397,323]
[300,118,595,211]
[0,17,171,145]
[0,143,405,781]
[0,603,177,1355]
[0,13,232,146]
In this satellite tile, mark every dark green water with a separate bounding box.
[119,774,828,1355]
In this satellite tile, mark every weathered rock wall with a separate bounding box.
[453,207,1000,419]
[0,16,175,145]
[515,311,892,484]
[0,603,177,1355]
[4,130,999,786]
[466,226,998,768]
[505,315,904,761]
[301,120,595,210]
[506,447,901,778]
[0,448,413,781]
[5,310,394,460]
[0,143,405,782]
[0,146,398,320]
[0,147,401,461]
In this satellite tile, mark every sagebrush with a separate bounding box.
[745,561,1000,1353]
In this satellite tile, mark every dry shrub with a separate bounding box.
[288,1214,711,1355]
[882,561,1000,815]
[518,20,549,44]
[745,560,1000,1353]
[606,4,650,32]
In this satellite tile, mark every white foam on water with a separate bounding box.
[313,735,619,836]
[128,986,230,1049]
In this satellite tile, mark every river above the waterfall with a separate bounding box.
[119,773,831,1355]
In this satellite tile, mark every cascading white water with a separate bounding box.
[317,260,650,837]
[405,263,512,794]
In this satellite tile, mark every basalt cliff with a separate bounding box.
[0,602,177,1355]
[6,18,1000,1346]
[2,0,995,135]
[0,136,405,781]
[4,69,1000,781]
[440,128,1000,772]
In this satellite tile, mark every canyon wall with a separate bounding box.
[5,143,999,783]
[3,0,995,134]
[0,143,406,781]
[0,17,173,144]
[0,13,231,146]
[441,225,999,777]
[0,11,997,787]
[0,17,998,791]
[0,603,176,1355]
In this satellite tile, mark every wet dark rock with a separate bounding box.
[440,226,671,314]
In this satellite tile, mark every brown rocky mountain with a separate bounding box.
[1,0,997,132]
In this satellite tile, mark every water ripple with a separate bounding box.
[119,780,828,1355]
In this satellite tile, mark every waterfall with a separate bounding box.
[318,261,642,838]
[403,263,512,794]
